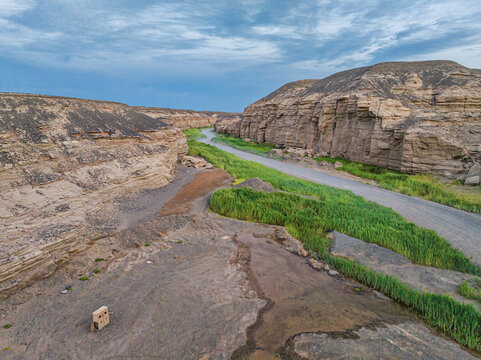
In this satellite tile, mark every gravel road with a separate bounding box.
[200,129,481,265]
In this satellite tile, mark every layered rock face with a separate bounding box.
[133,106,241,129]
[216,61,481,177]
[0,93,187,297]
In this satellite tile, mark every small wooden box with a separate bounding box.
[91,306,109,331]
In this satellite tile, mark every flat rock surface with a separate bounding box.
[290,321,479,360]
[330,231,480,310]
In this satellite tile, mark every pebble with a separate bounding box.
[329,270,339,276]
[324,264,330,271]
[146,261,152,264]
[60,290,69,294]
[222,236,230,240]
[308,258,324,271]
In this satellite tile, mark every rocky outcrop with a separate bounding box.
[215,61,481,178]
[0,93,187,297]
[133,106,241,129]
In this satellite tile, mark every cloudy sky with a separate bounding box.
[1,0,480,111]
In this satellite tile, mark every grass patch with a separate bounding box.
[177,240,183,244]
[144,243,150,247]
[79,276,89,281]
[313,156,481,214]
[3,324,12,329]
[210,187,481,351]
[183,127,212,139]
[188,140,480,275]
[94,258,105,262]
[460,281,481,304]
[212,133,277,156]
[188,140,481,350]
[2,346,10,351]
[93,269,100,274]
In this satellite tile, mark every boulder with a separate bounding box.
[468,163,481,177]
[465,175,480,186]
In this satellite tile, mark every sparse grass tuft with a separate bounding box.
[144,243,150,247]
[93,269,100,274]
[3,324,12,329]
[79,276,89,281]
[94,258,105,262]
[460,281,481,304]
[177,240,183,244]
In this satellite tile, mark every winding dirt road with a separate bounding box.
[200,129,481,265]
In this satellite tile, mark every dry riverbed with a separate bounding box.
[1,165,478,359]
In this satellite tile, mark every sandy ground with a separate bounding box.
[1,165,479,359]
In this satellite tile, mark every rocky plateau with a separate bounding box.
[215,60,481,181]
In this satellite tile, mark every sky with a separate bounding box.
[1,0,481,112]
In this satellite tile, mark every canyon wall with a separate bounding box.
[133,106,241,129]
[0,93,188,297]
[216,61,481,178]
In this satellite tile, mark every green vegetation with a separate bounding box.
[210,188,481,351]
[93,269,100,274]
[210,131,481,213]
[213,133,277,156]
[66,286,72,291]
[79,276,89,281]
[94,258,105,262]
[183,127,211,139]
[313,156,481,214]
[144,243,150,247]
[188,139,481,351]
[3,324,12,329]
[2,346,10,351]
[177,240,183,244]
[188,140,480,275]
[460,281,481,304]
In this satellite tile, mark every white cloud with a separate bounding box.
[0,0,35,17]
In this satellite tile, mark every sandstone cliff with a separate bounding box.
[216,61,481,178]
[0,93,187,297]
[133,106,241,129]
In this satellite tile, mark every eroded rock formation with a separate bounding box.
[216,61,481,178]
[133,106,241,129]
[0,93,188,297]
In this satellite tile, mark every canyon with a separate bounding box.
[215,60,481,180]
[0,93,241,297]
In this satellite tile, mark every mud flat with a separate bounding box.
[1,166,478,359]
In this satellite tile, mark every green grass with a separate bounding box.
[93,269,100,274]
[313,156,481,214]
[460,281,481,304]
[79,276,89,281]
[213,133,277,156]
[183,127,212,139]
[144,243,150,247]
[94,258,104,262]
[188,140,480,275]
[3,324,12,329]
[187,139,481,350]
[212,131,481,213]
[209,187,481,351]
